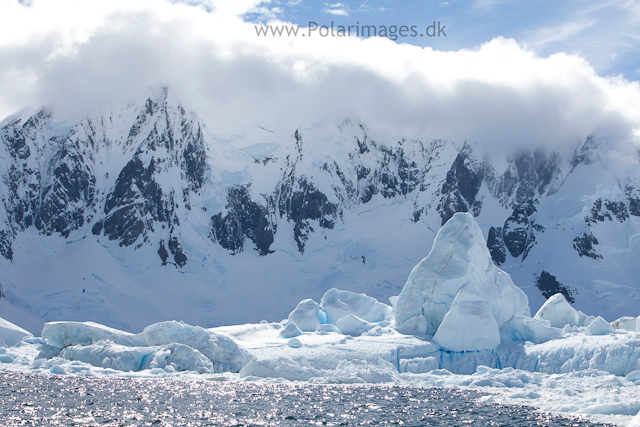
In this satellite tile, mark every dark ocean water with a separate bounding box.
[0,372,610,426]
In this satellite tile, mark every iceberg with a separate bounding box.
[394,212,530,351]
[533,293,580,328]
[0,317,33,347]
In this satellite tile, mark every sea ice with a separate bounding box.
[393,213,529,349]
[533,294,580,328]
[0,317,32,347]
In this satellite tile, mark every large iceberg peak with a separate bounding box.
[394,212,530,350]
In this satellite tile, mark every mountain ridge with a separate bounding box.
[1,88,639,333]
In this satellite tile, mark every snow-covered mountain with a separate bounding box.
[1,87,639,333]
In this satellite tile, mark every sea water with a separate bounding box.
[0,372,610,426]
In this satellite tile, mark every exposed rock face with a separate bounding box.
[535,271,575,303]
[437,144,484,225]
[209,184,275,255]
[573,232,602,260]
[0,97,585,269]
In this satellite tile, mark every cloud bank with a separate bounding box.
[0,0,639,156]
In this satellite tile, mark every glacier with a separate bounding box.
[1,212,639,426]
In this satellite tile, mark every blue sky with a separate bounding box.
[244,0,640,82]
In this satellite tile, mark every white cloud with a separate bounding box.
[321,2,350,16]
[0,0,639,158]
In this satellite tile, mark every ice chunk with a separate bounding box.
[583,315,597,327]
[394,213,530,338]
[501,315,563,344]
[287,338,302,348]
[42,321,138,348]
[279,322,302,338]
[533,294,580,328]
[60,341,214,373]
[399,356,439,373]
[389,296,398,308]
[335,315,375,337]
[626,370,640,381]
[577,310,589,326]
[0,317,33,347]
[587,316,616,335]
[286,299,326,332]
[316,324,340,334]
[637,316,640,333]
[42,320,249,373]
[433,290,501,352]
[612,316,637,331]
[140,321,249,372]
[320,288,390,324]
